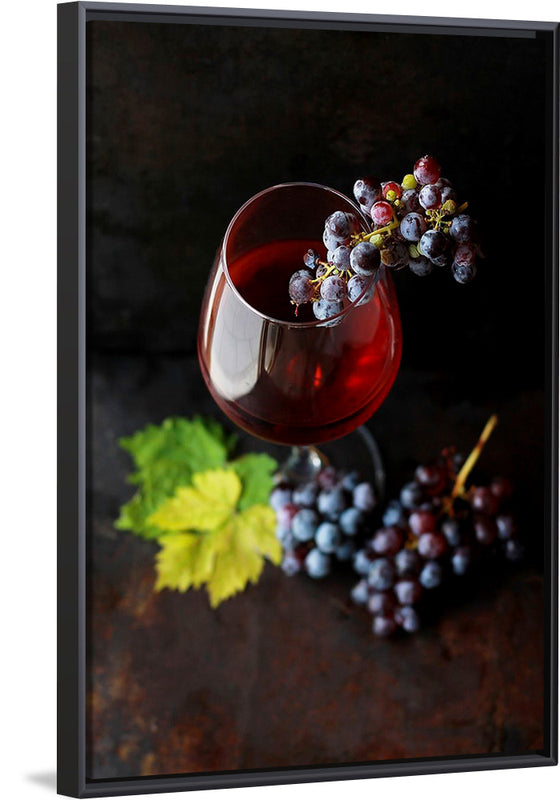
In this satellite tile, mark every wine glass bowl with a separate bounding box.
[197,183,402,447]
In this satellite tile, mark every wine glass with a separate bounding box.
[197,183,402,484]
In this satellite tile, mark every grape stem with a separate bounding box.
[360,220,400,241]
[451,414,498,499]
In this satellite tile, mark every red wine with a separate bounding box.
[198,239,402,445]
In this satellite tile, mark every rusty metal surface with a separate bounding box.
[86,356,546,780]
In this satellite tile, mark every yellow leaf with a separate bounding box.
[155,528,226,592]
[206,503,281,607]
[148,468,241,532]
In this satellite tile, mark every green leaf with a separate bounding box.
[230,453,278,510]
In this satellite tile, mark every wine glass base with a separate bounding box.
[234,426,385,502]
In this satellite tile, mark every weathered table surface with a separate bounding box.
[87,355,545,780]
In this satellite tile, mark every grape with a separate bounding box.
[323,228,342,252]
[339,507,363,536]
[305,548,331,578]
[292,482,318,508]
[401,173,417,190]
[325,210,361,242]
[312,298,343,324]
[270,485,292,511]
[473,516,497,546]
[303,249,319,269]
[292,508,318,542]
[336,539,357,561]
[452,545,471,575]
[382,181,403,201]
[435,177,451,188]
[371,526,404,556]
[276,527,295,548]
[413,155,441,186]
[281,550,303,576]
[408,509,437,536]
[317,466,338,489]
[276,502,298,530]
[367,558,396,591]
[450,214,477,243]
[496,514,517,540]
[401,189,421,213]
[440,186,457,208]
[317,487,347,519]
[415,463,447,495]
[289,269,315,305]
[315,521,342,554]
[341,471,360,491]
[395,605,420,633]
[418,229,448,262]
[394,579,422,605]
[332,244,352,271]
[470,486,499,516]
[315,263,328,279]
[382,500,408,529]
[395,548,422,577]
[354,548,374,575]
[504,539,525,561]
[419,560,443,589]
[353,177,382,214]
[348,274,375,306]
[441,518,461,547]
[371,201,394,226]
[349,241,380,275]
[417,532,448,559]
[380,239,409,269]
[400,212,427,242]
[368,591,397,616]
[452,260,477,284]
[400,481,424,510]
[353,482,377,512]
[490,477,513,504]
[418,184,442,210]
[351,579,369,605]
[409,255,433,277]
[320,275,347,302]
[372,616,398,637]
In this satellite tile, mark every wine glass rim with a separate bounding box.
[221,181,382,329]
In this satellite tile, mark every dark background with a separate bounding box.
[86,19,548,781]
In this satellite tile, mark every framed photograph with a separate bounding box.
[58,2,559,797]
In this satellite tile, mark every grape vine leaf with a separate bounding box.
[229,453,278,510]
[151,468,280,606]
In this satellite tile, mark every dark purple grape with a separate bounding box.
[368,591,397,616]
[332,245,352,271]
[394,579,422,605]
[490,477,513,505]
[351,579,369,605]
[452,259,477,284]
[320,275,347,302]
[292,482,318,508]
[318,486,347,520]
[303,249,319,269]
[372,615,398,637]
[367,558,396,591]
[317,466,338,489]
[315,521,342,554]
[417,532,448,559]
[350,241,380,275]
[289,269,315,305]
[305,548,331,578]
[435,177,451,189]
[473,516,497,546]
[470,486,499,516]
[452,545,471,575]
[504,539,525,561]
[496,514,517,541]
[395,605,420,633]
[450,214,477,243]
[339,507,363,536]
[341,470,360,491]
[353,482,377,512]
[400,481,424,510]
[415,463,447,495]
[282,550,303,576]
[315,263,329,279]
[276,502,298,530]
[400,212,427,242]
[419,560,443,589]
[419,229,448,262]
[270,484,292,511]
[348,274,375,306]
[441,518,462,547]
[380,239,409,269]
[312,298,343,324]
[409,509,437,536]
[440,186,457,208]
[292,508,318,542]
[414,155,441,186]
[418,184,442,210]
[336,539,356,561]
[383,500,408,529]
[353,177,382,214]
[323,228,342,252]
[325,210,361,243]
[354,548,375,575]
[409,255,433,276]
[401,189,421,213]
[395,548,422,577]
[371,526,404,556]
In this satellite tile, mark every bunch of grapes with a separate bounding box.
[350,416,524,636]
[270,466,378,579]
[288,155,482,323]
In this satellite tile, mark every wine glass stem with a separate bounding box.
[283,445,327,483]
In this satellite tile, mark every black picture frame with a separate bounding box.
[58,3,559,797]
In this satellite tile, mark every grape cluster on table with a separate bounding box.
[288,155,482,323]
[351,453,524,636]
[270,466,378,579]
